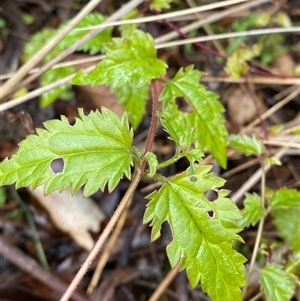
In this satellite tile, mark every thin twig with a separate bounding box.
[263,140,300,149]
[244,166,266,298]
[148,263,180,301]
[156,27,300,49]
[201,76,300,85]
[59,168,144,301]
[73,0,251,32]
[240,87,299,134]
[86,197,133,295]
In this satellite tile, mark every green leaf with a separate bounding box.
[40,67,75,107]
[272,206,300,252]
[273,12,292,28]
[270,187,300,209]
[264,156,281,167]
[144,152,158,177]
[59,13,112,55]
[24,13,111,62]
[260,263,297,301]
[73,30,167,88]
[160,65,228,168]
[22,13,112,106]
[23,28,57,62]
[0,108,133,196]
[228,134,265,156]
[144,166,246,300]
[225,44,262,78]
[112,83,149,129]
[119,8,140,38]
[239,193,265,227]
[150,0,173,11]
[159,109,194,148]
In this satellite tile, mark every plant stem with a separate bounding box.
[59,168,144,301]
[142,80,160,168]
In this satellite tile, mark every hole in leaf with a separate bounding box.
[206,190,218,202]
[50,158,65,174]
[206,210,215,218]
[175,97,193,113]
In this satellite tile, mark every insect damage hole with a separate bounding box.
[50,158,65,174]
[206,190,218,202]
[206,210,215,218]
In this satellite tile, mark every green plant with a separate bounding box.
[1,29,299,301]
[22,13,112,107]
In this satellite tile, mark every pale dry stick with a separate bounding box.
[231,136,299,203]
[249,291,264,301]
[200,76,300,85]
[185,0,226,56]
[86,197,133,295]
[267,85,296,103]
[0,66,95,111]
[222,157,261,179]
[155,0,270,44]
[59,168,144,301]
[156,27,300,49]
[75,0,250,33]
[245,166,266,295]
[0,0,104,99]
[15,0,144,100]
[0,55,105,80]
[279,124,300,136]
[148,262,181,301]
[263,140,300,149]
[240,87,299,135]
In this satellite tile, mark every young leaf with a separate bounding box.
[271,206,300,252]
[159,109,194,148]
[144,166,246,300]
[40,67,75,107]
[150,0,173,11]
[270,187,300,209]
[260,263,297,301]
[225,44,262,78]
[160,65,228,168]
[119,8,140,38]
[112,83,149,129]
[72,30,167,88]
[59,13,112,55]
[144,152,158,177]
[22,13,113,107]
[238,193,265,228]
[228,134,265,156]
[0,108,133,196]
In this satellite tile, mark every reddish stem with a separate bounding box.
[141,80,160,170]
